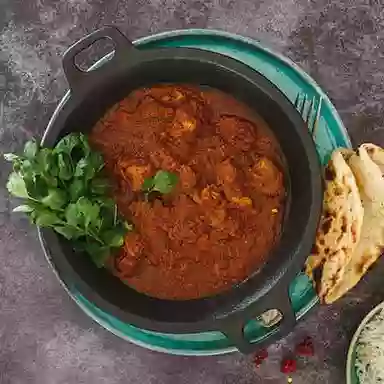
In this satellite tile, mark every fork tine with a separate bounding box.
[311,96,323,138]
[294,92,322,140]
[306,97,315,125]
[300,94,307,116]
[294,92,301,108]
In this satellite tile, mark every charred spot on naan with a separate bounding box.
[321,217,332,234]
[311,244,320,254]
[318,250,347,301]
[351,220,358,243]
[366,146,375,155]
[341,215,348,233]
[356,254,372,274]
[340,149,354,159]
[324,163,337,181]
[312,263,324,289]
[324,209,336,219]
[335,186,344,196]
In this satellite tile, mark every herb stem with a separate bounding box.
[113,204,117,226]
[87,228,105,245]
[28,196,41,203]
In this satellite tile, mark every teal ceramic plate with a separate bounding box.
[46,29,352,355]
[346,301,384,384]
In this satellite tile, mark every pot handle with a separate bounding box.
[62,26,135,93]
[220,284,296,354]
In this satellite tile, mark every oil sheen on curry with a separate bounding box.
[90,84,286,300]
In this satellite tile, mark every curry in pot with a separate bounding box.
[90,84,286,300]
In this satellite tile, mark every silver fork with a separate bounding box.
[294,93,323,139]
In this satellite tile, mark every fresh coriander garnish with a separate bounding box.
[4,133,133,268]
[142,170,179,195]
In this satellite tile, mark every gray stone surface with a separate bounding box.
[1,0,384,383]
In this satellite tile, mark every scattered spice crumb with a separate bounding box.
[281,358,297,374]
[295,336,315,357]
[254,348,268,367]
[253,336,315,377]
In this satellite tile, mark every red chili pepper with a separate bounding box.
[295,336,314,357]
[281,358,297,374]
[254,348,268,367]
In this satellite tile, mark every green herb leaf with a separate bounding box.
[29,209,38,224]
[89,246,111,268]
[20,159,33,174]
[96,196,115,210]
[141,177,154,191]
[24,140,38,159]
[152,170,178,194]
[92,217,104,231]
[75,240,111,267]
[55,133,91,162]
[4,153,20,162]
[98,207,114,229]
[74,151,104,180]
[142,170,178,194]
[35,210,62,227]
[102,228,125,248]
[74,157,95,180]
[90,178,109,195]
[55,133,82,154]
[13,204,34,213]
[57,153,73,180]
[65,197,101,232]
[25,174,49,200]
[73,158,87,177]
[90,152,104,172]
[46,155,58,178]
[41,188,67,210]
[6,172,29,198]
[69,178,87,201]
[65,204,80,228]
[78,134,91,158]
[76,197,100,229]
[36,148,53,175]
[54,225,81,240]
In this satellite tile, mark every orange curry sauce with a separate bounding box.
[90,84,286,300]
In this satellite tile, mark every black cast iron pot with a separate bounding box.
[39,26,322,354]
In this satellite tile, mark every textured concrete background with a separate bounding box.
[1,0,384,383]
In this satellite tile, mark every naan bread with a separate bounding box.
[324,144,384,303]
[305,149,364,303]
[361,143,384,172]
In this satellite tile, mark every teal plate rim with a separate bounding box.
[346,301,384,384]
[41,28,352,356]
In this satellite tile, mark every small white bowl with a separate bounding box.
[346,301,384,384]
